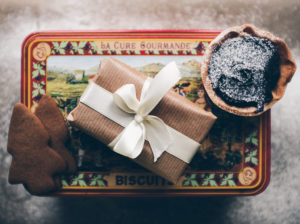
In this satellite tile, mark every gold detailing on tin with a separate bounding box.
[33,42,51,61]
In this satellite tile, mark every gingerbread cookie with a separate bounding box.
[32,94,77,173]
[7,103,66,195]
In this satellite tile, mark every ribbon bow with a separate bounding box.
[108,62,181,162]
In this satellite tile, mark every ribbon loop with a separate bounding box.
[111,120,145,159]
[113,84,139,113]
[109,61,181,162]
[138,61,181,116]
[144,115,173,161]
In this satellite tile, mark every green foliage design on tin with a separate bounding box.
[201,174,217,186]
[32,81,45,98]
[71,173,87,187]
[183,174,199,187]
[245,130,258,146]
[202,42,210,50]
[245,149,258,165]
[32,62,45,78]
[52,41,68,54]
[145,50,160,55]
[220,173,236,186]
[61,179,69,187]
[70,41,87,54]
[193,41,200,48]
[88,41,103,54]
[190,49,197,55]
[89,174,106,187]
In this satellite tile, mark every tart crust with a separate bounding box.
[201,24,297,116]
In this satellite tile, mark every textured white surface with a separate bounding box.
[0,0,299,223]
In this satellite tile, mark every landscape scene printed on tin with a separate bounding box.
[46,55,250,173]
[47,55,206,114]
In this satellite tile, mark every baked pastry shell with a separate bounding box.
[201,24,297,116]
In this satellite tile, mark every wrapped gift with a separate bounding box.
[67,57,216,183]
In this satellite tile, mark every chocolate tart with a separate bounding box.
[201,24,296,116]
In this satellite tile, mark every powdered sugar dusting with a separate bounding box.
[208,35,280,112]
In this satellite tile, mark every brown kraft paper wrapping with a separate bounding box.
[68,57,217,183]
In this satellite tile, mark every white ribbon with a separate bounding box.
[109,62,180,162]
[78,61,201,163]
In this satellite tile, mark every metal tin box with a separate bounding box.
[21,30,270,196]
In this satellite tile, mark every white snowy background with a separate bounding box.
[0,0,299,223]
